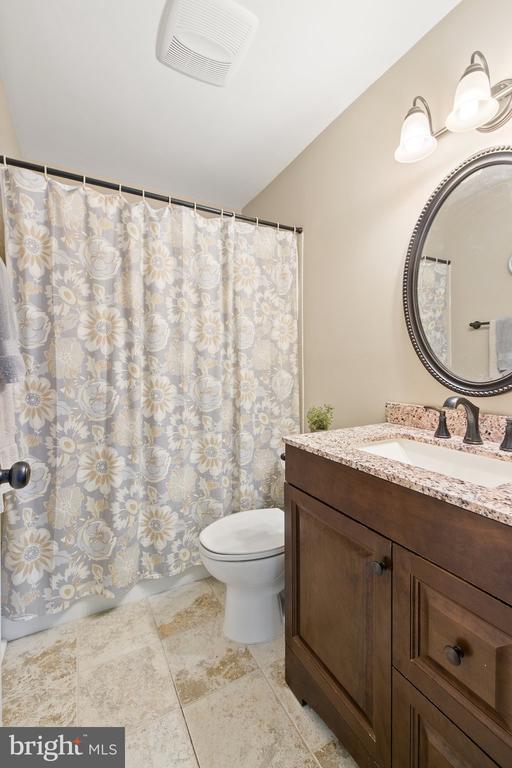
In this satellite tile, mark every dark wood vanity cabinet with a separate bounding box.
[285,485,392,767]
[284,445,512,768]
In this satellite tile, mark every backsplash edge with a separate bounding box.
[385,401,509,444]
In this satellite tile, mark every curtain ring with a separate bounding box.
[277,222,280,232]
[82,174,87,191]
[220,208,224,220]
[193,202,197,213]
[142,189,146,200]
[256,217,259,227]
[2,156,7,168]
[168,195,172,210]
[44,166,49,182]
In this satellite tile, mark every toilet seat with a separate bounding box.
[199,507,284,562]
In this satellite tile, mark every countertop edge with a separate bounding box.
[283,424,512,528]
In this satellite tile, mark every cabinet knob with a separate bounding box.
[0,461,31,490]
[444,644,464,666]
[370,560,387,575]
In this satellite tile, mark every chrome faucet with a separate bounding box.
[443,396,482,445]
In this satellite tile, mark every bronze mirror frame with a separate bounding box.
[403,145,512,397]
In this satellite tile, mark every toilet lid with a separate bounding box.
[199,508,284,559]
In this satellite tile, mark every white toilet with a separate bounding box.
[199,507,284,644]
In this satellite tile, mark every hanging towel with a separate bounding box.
[0,257,24,383]
[489,320,500,379]
[496,317,512,373]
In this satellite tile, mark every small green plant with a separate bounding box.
[306,404,334,432]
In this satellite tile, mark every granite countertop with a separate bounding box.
[284,422,512,527]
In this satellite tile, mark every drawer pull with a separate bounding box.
[444,644,464,666]
[370,560,387,575]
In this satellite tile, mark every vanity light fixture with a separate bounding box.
[394,96,437,163]
[446,51,499,132]
[395,51,512,163]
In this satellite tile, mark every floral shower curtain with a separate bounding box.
[0,167,299,620]
[417,258,451,367]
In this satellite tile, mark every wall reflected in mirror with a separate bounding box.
[418,162,512,383]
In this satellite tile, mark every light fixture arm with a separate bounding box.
[470,50,490,78]
[412,96,434,134]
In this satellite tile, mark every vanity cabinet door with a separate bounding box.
[285,484,392,768]
[393,671,498,767]
[394,545,512,767]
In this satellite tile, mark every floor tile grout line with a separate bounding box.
[149,593,201,767]
[256,662,325,768]
[78,597,194,745]
[76,597,177,730]
[6,581,328,766]
[243,627,343,766]
[250,638,332,762]
[147,579,243,708]
[140,581,321,763]
[175,654,324,768]
[250,641,284,676]
[157,584,263,712]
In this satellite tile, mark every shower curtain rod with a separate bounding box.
[0,155,302,234]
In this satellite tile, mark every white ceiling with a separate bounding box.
[0,0,460,210]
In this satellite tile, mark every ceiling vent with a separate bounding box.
[156,0,259,87]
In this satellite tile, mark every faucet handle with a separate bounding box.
[424,406,451,439]
[500,418,512,452]
[434,410,451,440]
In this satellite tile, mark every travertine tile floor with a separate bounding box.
[2,578,357,768]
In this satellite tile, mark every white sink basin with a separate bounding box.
[358,438,512,489]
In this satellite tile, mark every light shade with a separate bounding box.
[394,107,438,164]
[446,65,499,133]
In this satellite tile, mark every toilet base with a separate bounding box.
[224,586,283,644]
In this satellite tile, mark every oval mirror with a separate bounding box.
[404,147,512,396]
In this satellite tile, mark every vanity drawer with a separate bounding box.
[393,670,498,767]
[393,545,512,766]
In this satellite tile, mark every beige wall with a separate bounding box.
[0,79,19,156]
[0,79,19,267]
[244,0,512,427]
